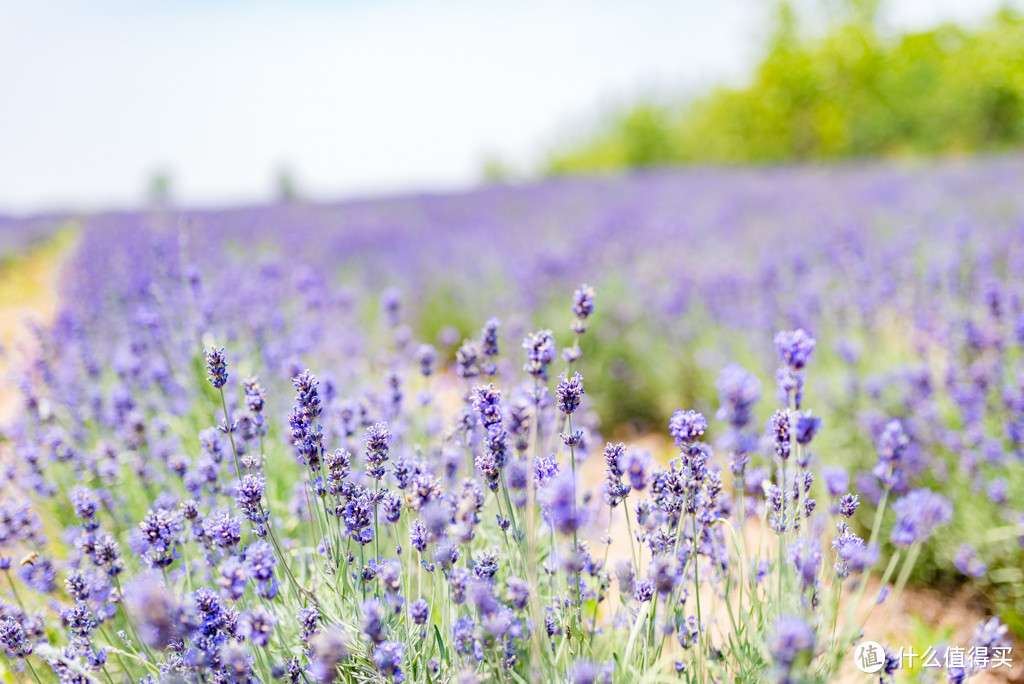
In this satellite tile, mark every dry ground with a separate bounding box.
[0,230,72,424]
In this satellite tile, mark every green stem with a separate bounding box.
[693,515,704,684]
[24,658,45,684]
[3,569,27,613]
[886,543,921,614]
[499,473,526,573]
[359,544,366,601]
[112,574,154,663]
[589,506,615,644]
[219,387,243,481]
[568,414,581,626]
[373,479,381,573]
[623,503,639,570]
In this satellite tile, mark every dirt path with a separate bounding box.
[0,228,73,424]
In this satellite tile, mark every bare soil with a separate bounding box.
[0,236,68,424]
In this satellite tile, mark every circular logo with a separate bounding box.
[854,641,886,674]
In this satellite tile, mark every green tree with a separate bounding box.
[547,3,1024,171]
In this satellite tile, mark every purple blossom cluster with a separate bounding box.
[2,157,1024,682]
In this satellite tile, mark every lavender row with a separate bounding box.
[0,156,1023,682]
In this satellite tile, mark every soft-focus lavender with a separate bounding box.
[3,157,1024,682]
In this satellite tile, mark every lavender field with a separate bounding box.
[2,155,1024,682]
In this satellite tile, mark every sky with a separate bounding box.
[0,0,1018,215]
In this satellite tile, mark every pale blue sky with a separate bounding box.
[0,0,1017,214]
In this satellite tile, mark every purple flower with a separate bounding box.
[971,617,1010,655]
[64,570,89,601]
[372,640,405,680]
[633,579,655,602]
[669,409,707,446]
[325,448,352,496]
[220,641,252,678]
[123,575,183,649]
[415,343,438,377]
[882,644,901,677]
[953,544,987,578]
[217,555,249,600]
[561,430,583,447]
[299,606,320,642]
[789,537,822,588]
[523,330,557,379]
[837,493,860,518]
[504,577,530,611]
[448,567,471,605]
[290,375,325,468]
[244,540,277,583]
[409,518,428,553]
[648,555,680,594]
[92,533,123,577]
[794,413,822,445]
[873,419,909,489]
[242,376,265,414]
[774,329,816,370]
[364,422,391,480]
[985,477,1007,505]
[472,384,503,428]
[308,627,352,682]
[715,364,762,429]
[472,549,499,580]
[846,543,879,573]
[234,474,267,535]
[343,488,376,545]
[205,347,228,388]
[361,598,387,644]
[541,471,586,535]
[556,371,585,415]
[452,615,476,656]
[0,617,33,658]
[622,449,650,491]
[475,426,509,492]
[410,598,430,625]
[70,487,99,531]
[572,284,595,320]
[380,491,402,525]
[568,658,611,684]
[821,466,849,498]
[138,508,183,568]
[775,367,805,409]
[241,606,277,647]
[380,287,401,325]
[456,339,482,378]
[481,317,501,372]
[378,559,403,595]
[203,510,242,549]
[562,344,582,363]
[60,602,95,638]
[769,410,791,461]
[890,489,952,546]
[293,370,323,420]
[603,442,631,507]
[769,615,814,668]
[434,540,461,575]
[533,454,560,487]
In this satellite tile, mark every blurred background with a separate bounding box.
[3,0,1024,215]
